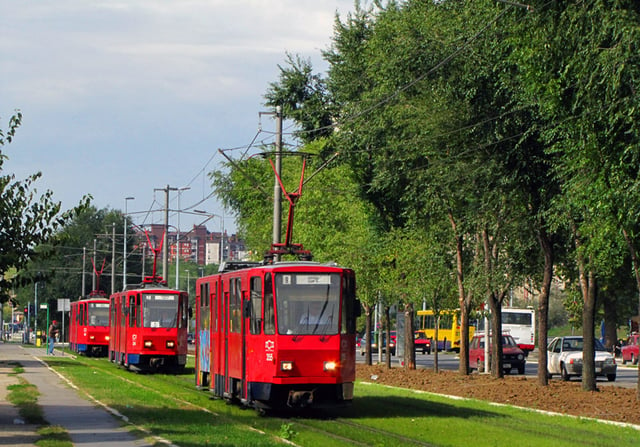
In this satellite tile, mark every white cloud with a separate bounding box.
[0,0,357,230]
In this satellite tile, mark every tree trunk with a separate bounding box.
[576,236,597,392]
[620,228,640,400]
[449,211,470,375]
[433,314,440,373]
[602,292,617,351]
[404,302,416,369]
[537,227,553,386]
[384,305,392,369]
[488,293,504,378]
[364,303,372,366]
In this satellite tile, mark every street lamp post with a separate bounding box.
[193,210,224,265]
[123,196,135,289]
[176,187,190,289]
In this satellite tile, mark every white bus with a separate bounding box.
[477,307,536,355]
[502,307,536,354]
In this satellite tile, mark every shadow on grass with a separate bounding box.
[336,394,499,420]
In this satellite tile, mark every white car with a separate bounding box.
[547,336,616,382]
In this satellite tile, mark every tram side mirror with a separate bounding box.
[243,301,251,318]
[188,307,193,319]
[355,300,362,318]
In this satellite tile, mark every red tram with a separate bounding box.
[195,260,359,410]
[108,276,189,373]
[69,293,110,356]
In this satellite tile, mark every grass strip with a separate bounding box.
[45,353,640,447]
[7,379,46,425]
[5,362,72,447]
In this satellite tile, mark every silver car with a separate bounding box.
[547,336,616,382]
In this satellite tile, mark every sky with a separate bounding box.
[0,0,358,235]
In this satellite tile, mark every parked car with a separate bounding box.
[359,331,396,356]
[414,331,432,354]
[547,336,616,382]
[469,333,526,374]
[187,333,195,344]
[621,333,640,365]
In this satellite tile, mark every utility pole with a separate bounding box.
[176,187,190,289]
[273,106,283,257]
[154,185,182,281]
[111,222,116,294]
[260,106,283,259]
[82,246,86,297]
[92,239,97,291]
[123,196,135,289]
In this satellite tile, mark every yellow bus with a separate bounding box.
[416,309,475,352]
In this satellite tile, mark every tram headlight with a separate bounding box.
[166,340,175,349]
[105,336,110,341]
[89,335,95,340]
[144,340,153,348]
[324,361,337,372]
[281,361,294,371]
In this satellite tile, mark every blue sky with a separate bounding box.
[1,0,356,235]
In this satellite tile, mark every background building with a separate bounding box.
[138,224,247,266]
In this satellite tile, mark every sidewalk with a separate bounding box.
[0,342,152,447]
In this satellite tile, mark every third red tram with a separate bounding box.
[69,293,110,356]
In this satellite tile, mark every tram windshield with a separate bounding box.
[275,272,341,335]
[143,293,179,328]
[88,302,110,326]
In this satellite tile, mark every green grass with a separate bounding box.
[5,363,72,447]
[7,379,46,425]
[36,426,73,447]
[42,354,640,447]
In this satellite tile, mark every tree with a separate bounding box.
[517,0,640,392]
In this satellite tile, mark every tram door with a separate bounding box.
[220,276,243,400]
[196,281,210,387]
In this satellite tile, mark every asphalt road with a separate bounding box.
[357,349,639,388]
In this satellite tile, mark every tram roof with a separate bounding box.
[218,260,348,273]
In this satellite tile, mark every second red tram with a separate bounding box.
[109,277,189,373]
[69,294,110,356]
[195,261,359,411]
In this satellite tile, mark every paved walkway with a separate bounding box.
[0,342,152,447]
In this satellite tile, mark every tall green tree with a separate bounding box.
[518,0,640,392]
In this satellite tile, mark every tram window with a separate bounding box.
[211,282,217,332]
[121,299,127,327]
[129,295,136,327]
[341,274,357,334]
[229,278,241,333]
[136,293,141,327]
[249,276,262,335]
[178,293,188,329]
[264,273,275,335]
[200,282,209,310]
[88,303,109,326]
[142,294,179,328]
[275,273,341,335]
[200,281,207,308]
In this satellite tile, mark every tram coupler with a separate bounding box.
[287,390,313,408]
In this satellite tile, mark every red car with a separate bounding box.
[621,333,640,365]
[469,333,526,374]
[414,331,432,354]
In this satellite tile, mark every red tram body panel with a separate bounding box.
[69,294,110,356]
[195,261,358,410]
[108,279,189,373]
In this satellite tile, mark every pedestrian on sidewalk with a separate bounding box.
[48,320,59,355]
